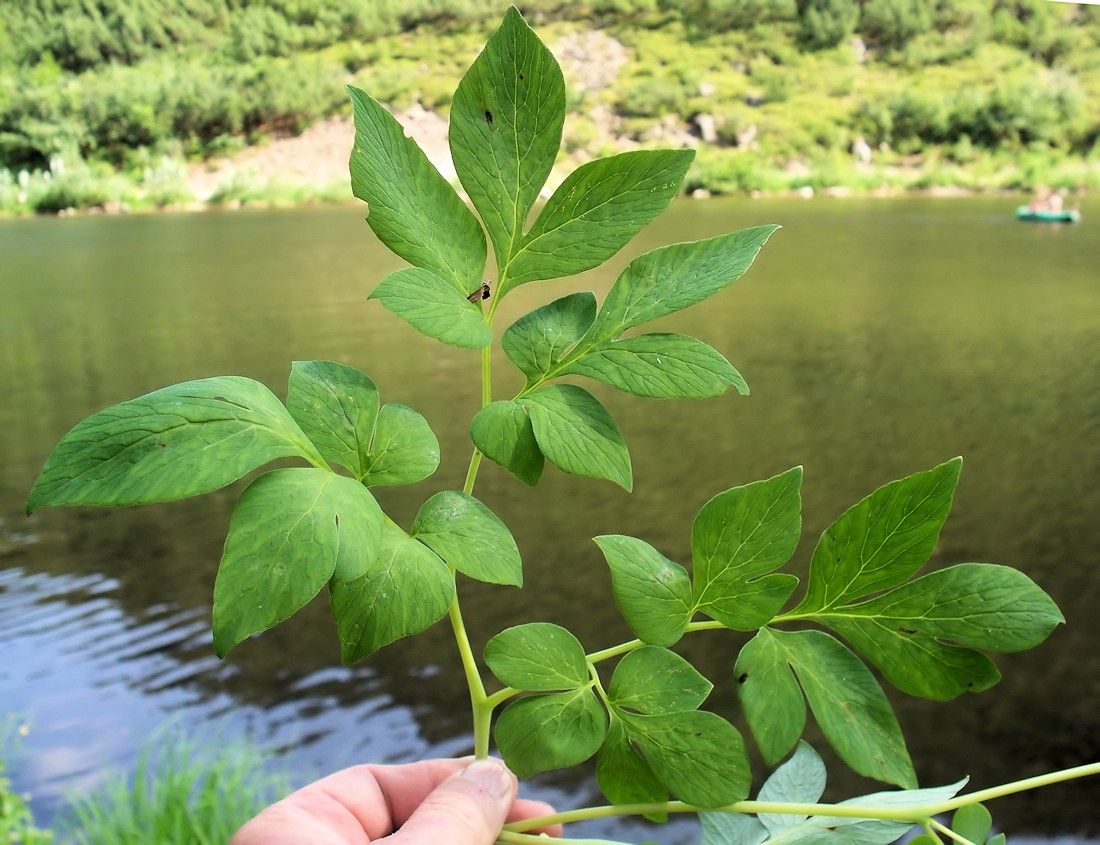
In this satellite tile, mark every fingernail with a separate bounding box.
[460,758,511,798]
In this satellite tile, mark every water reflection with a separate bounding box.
[2,199,1098,842]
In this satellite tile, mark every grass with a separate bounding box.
[57,726,291,845]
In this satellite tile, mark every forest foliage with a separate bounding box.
[2,0,1099,203]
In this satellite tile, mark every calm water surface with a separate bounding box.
[1,198,1098,843]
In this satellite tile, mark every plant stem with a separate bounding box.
[502,762,1100,834]
[585,620,726,665]
[453,304,499,757]
[931,819,976,845]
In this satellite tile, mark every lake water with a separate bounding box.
[2,197,1098,843]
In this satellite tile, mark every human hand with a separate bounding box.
[229,756,561,845]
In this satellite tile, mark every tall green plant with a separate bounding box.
[26,8,1095,844]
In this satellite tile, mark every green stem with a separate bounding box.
[585,620,725,665]
[453,299,499,757]
[503,761,1100,834]
[931,819,976,845]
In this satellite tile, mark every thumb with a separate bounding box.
[384,758,518,845]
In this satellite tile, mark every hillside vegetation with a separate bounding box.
[2,0,1099,212]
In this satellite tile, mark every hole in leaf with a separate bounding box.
[738,673,749,684]
[485,110,493,125]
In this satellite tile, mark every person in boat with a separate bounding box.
[1027,189,1064,214]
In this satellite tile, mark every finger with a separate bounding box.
[231,765,393,845]
[379,758,518,845]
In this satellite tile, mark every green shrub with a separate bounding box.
[861,0,935,49]
[798,0,859,48]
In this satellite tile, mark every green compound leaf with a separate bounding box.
[563,333,748,400]
[360,403,440,487]
[470,400,544,486]
[618,709,750,808]
[794,458,962,615]
[597,717,669,813]
[286,361,380,479]
[330,521,454,663]
[485,622,588,691]
[691,467,803,631]
[593,535,692,646]
[506,149,695,286]
[772,629,917,788]
[369,268,492,349]
[28,376,321,512]
[814,563,1064,700]
[495,689,608,778]
[411,490,522,586]
[583,226,780,346]
[348,85,485,293]
[503,292,597,382]
[212,469,384,657]
[520,384,632,490]
[449,6,565,284]
[735,629,807,765]
[608,646,712,715]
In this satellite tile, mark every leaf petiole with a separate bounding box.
[930,819,977,845]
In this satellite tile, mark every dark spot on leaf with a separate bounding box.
[485,110,493,125]
[519,73,524,81]
[898,627,917,635]
[159,443,167,448]
[738,673,749,684]
[334,514,340,526]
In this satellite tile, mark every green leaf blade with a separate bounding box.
[28,376,319,512]
[608,646,712,715]
[330,521,454,662]
[593,534,692,646]
[757,742,828,836]
[520,385,632,490]
[369,268,492,349]
[286,361,380,479]
[449,7,565,281]
[773,629,916,788]
[585,225,780,344]
[360,403,440,487]
[507,149,695,286]
[470,400,545,486]
[502,292,597,382]
[619,710,750,808]
[213,469,384,657]
[692,467,803,631]
[349,85,486,292]
[495,689,608,778]
[412,491,522,586]
[564,334,748,399]
[735,629,807,765]
[816,563,1063,699]
[795,458,963,614]
[597,718,669,812]
[485,622,588,691]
